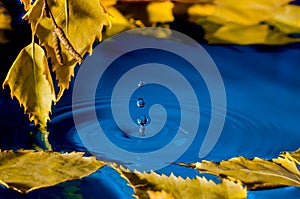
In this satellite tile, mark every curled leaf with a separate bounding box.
[0,150,106,193]
[113,166,247,199]
[52,30,64,65]
[53,26,83,63]
[2,43,55,132]
[24,0,111,100]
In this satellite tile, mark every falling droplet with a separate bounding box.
[137,98,145,108]
[139,125,145,135]
[137,116,148,126]
[138,81,145,87]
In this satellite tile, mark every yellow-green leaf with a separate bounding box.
[25,0,111,100]
[178,156,300,189]
[0,150,106,193]
[114,166,247,199]
[2,43,55,132]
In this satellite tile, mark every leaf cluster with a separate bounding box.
[2,0,111,134]
[2,148,300,198]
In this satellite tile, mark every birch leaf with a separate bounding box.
[24,0,111,100]
[104,7,130,37]
[147,2,175,24]
[178,156,300,190]
[282,148,300,165]
[114,166,247,199]
[188,4,216,17]
[20,0,32,11]
[212,24,269,45]
[270,5,300,34]
[265,30,300,45]
[0,150,106,194]
[207,0,291,26]
[2,43,55,133]
[0,2,12,30]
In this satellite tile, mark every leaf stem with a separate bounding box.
[65,0,69,34]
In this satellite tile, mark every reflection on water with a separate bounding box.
[0,42,300,198]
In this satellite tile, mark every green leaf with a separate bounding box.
[24,0,111,100]
[2,43,55,133]
[113,166,247,199]
[178,156,300,190]
[0,150,106,193]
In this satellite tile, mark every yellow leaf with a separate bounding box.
[0,150,106,193]
[113,166,247,199]
[20,0,32,11]
[265,29,300,45]
[25,0,111,100]
[179,156,300,190]
[147,2,174,24]
[282,148,300,165]
[147,190,176,199]
[104,7,130,37]
[187,0,300,45]
[207,0,291,26]
[0,2,12,30]
[203,24,300,45]
[212,24,269,45]
[188,4,216,17]
[273,156,300,176]
[101,0,117,8]
[270,5,300,34]
[2,43,55,132]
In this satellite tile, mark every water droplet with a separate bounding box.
[137,98,145,108]
[139,126,145,135]
[137,116,148,126]
[138,81,145,87]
